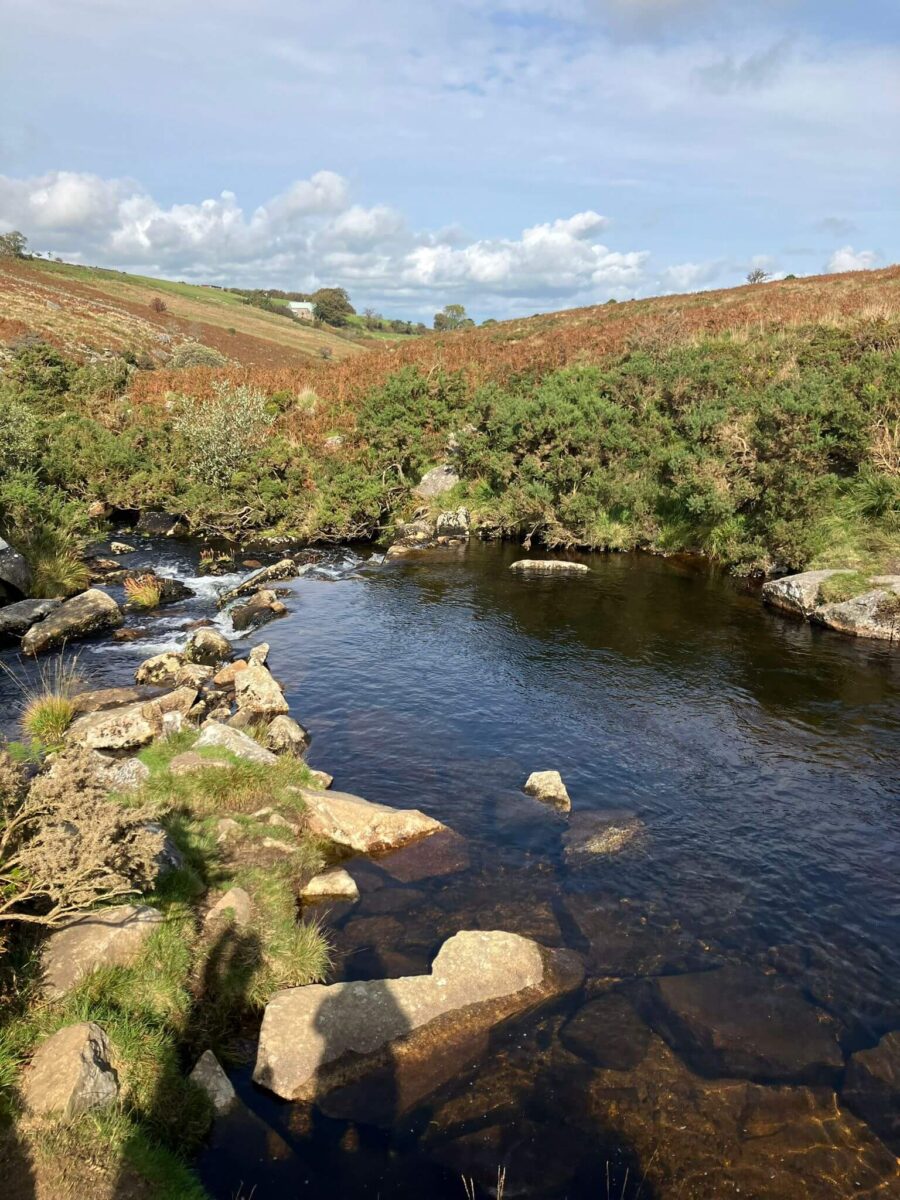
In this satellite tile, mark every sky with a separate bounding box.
[1,0,898,320]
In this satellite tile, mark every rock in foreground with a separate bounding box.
[194,720,278,766]
[254,930,583,1120]
[68,699,163,751]
[42,904,164,999]
[21,588,123,655]
[0,535,32,600]
[22,1022,118,1118]
[0,597,61,641]
[298,786,446,853]
[843,1030,900,1149]
[813,582,900,642]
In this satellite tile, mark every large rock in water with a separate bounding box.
[233,662,289,717]
[510,559,589,575]
[761,569,850,618]
[253,930,584,1121]
[0,535,32,600]
[523,770,571,811]
[21,588,123,655]
[184,627,233,666]
[644,965,844,1084]
[0,597,61,641]
[843,1030,900,1149]
[297,786,445,853]
[42,904,164,999]
[22,1022,118,1118]
[217,559,297,607]
[813,580,900,642]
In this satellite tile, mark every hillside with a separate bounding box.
[0,257,369,367]
[1,260,899,590]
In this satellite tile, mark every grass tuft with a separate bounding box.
[124,574,163,609]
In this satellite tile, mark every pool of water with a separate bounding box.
[3,540,899,1197]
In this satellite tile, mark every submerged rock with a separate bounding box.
[298,786,446,853]
[843,1029,900,1149]
[253,930,583,1118]
[42,904,164,999]
[22,1022,118,1118]
[563,811,645,860]
[644,964,844,1084]
[21,588,123,655]
[762,569,851,618]
[560,992,651,1070]
[510,559,589,575]
[194,720,277,766]
[523,769,571,811]
[0,597,61,641]
[813,583,900,642]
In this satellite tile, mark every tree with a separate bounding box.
[746,268,771,284]
[0,230,27,259]
[313,287,355,326]
[433,303,472,331]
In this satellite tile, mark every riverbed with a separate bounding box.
[3,540,899,1198]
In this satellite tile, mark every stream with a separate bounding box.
[2,539,899,1198]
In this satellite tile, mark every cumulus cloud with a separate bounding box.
[659,259,725,291]
[826,245,879,273]
[694,39,792,93]
[0,170,648,311]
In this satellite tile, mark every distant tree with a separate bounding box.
[746,268,771,284]
[481,318,498,326]
[784,273,798,280]
[313,287,355,326]
[433,303,472,331]
[0,230,28,259]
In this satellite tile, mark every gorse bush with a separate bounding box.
[173,381,275,488]
[169,341,227,369]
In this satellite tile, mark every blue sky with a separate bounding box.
[1,0,897,319]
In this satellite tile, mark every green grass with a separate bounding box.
[817,571,875,605]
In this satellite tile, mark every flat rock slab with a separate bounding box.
[563,811,645,860]
[645,965,844,1084]
[762,570,849,618]
[170,750,235,776]
[298,787,446,854]
[813,587,900,642]
[0,597,61,640]
[71,685,161,714]
[560,993,651,1070]
[510,559,589,575]
[414,464,459,499]
[194,720,277,766]
[217,560,297,607]
[524,770,571,811]
[254,930,584,1120]
[376,828,471,882]
[843,1029,900,1150]
[21,588,122,655]
[22,1021,118,1118]
[68,699,163,751]
[301,867,360,902]
[42,904,164,999]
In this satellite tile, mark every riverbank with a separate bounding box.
[1,303,899,599]
[1,545,899,1198]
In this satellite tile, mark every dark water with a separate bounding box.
[3,540,900,1197]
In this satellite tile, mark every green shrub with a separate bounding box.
[169,341,227,369]
[173,381,275,487]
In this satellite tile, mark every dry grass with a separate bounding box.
[0,652,83,747]
[124,574,163,610]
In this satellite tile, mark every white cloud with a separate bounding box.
[659,259,725,290]
[826,245,879,273]
[0,170,649,311]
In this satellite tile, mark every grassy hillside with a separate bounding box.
[1,262,899,589]
[0,258,369,367]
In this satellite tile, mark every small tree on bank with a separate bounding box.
[0,230,28,259]
[746,268,771,284]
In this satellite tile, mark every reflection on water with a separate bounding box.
[3,540,900,1198]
